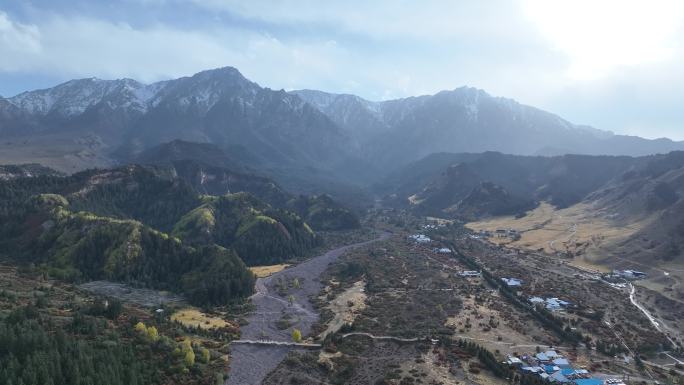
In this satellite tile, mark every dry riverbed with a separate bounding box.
[226,232,390,385]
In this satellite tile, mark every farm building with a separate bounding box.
[408,234,431,243]
[502,277,522,287]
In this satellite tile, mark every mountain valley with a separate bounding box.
[1,66,683,385]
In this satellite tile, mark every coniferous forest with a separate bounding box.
[0,164,360,306]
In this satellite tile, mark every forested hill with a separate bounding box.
[133,140,362,229]
[0,163,63,180]
[172,193,318,266]
[0,162,360,304]
[0,193,255,306]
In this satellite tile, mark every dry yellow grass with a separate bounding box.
[466,202,647,268]
[171,308,231,330]
[318,280,367,340]
[249,264,290,278]
[445,296,541,354]
[425,216,454,226]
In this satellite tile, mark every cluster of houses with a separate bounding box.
[469,229,520,241]
[501,277,523,287]
[611,270,647,280]
[495,228,521,240]
[434,247,452,254]
[529,297,572,312]
[472,230,492,239]
[409,234,432,244]
[507,350,617,385]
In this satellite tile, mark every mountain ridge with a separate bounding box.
[2,66,684,189]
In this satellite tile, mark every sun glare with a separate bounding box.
[522,0,684,80]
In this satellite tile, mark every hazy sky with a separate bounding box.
[1,0,683,139]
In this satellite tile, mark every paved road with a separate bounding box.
[628,283,679,351]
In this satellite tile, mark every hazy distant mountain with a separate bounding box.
[381,151,642,216]
[132,140,361,230]
[294,87,684,169]
[2,66,684,190]
[132,139,256,174]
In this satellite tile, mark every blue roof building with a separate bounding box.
[544,364,562,373]
[521,366,544,373]
[560,368,575,376]
[553,358,570,367]
[575,379,603,385]
[550,371,571,383]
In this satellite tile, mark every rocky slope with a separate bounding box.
[2,66,684,190]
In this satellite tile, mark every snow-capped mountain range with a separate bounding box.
[1,66,683,187]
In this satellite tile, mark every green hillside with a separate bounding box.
[0,193,254,306]
[173,193,318,266]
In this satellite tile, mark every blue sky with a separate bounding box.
[1,0,683,140]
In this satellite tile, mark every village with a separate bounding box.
[507,349,625,385]
[404,224,678,385]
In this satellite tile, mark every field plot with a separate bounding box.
[250,264,290,278]
[171,308,233,330]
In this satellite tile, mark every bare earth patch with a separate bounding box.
[318,280,366,340]
[249,264,290,278]
[446,296,549,355]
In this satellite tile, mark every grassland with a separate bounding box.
[466,202,646,269]
[171,307,233,330]
[249,264,291,278]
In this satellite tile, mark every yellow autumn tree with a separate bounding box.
[292,328,302,343]
[180,338,193,352]
[184,349,195,367]
[134,322,146,334]
[146,325,159,342]
[199,347,210,363]
[179,338,195,367]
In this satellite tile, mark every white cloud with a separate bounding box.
[190,0,532,41]
[522,0,684,80]
[0,9,357,90]
[0,11,42,70]
[0,12,244,82]
[0,2,682,139]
